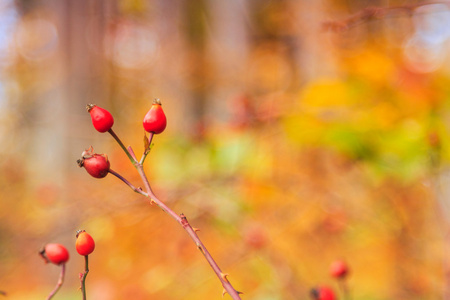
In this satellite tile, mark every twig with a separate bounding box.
[108,129,137,164]
[108,169,148,197]
[338,279,351,300]
[88,105,242,297]
[134,163,242,299]
[46,264,65,300]
[80,255,89,300]
[322,1,450,32]
[108,137,242,298]
[127,146,139,162]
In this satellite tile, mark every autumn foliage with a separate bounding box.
[0,1,449,299]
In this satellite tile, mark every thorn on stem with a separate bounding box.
[196,242,204,253]
[193,227,201,233]
[222,289,241,297]
[221,273,230,283]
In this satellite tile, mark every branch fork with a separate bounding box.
[105,130,242,299]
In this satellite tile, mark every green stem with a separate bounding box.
[338,278,351,300]
[80,255,89,300]
[127,146,139,162]
[108,129,137,164]
[46,263,65,300]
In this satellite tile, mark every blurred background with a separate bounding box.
[1,0,450,299]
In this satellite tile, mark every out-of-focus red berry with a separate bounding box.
[43,243,69,265]
[76,230,95,256]
[244,225,267,250]
[318,287,336,300]
[310,286,336,300]
[330,260,349,278]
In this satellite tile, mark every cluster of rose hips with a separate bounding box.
[310,260,350,300]
[39,231,95,299]
[40,230,95,265]
[77,99,166,178]
[40,100,165,296]
[77,98,247,299]
[40,99,245,299]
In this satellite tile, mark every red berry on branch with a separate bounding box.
[77,146,110,178]
[330,260,349,279]
[244,225,267,250]
[143,98,167,134]
[318,287,336,300]
[43,244,69,265]
[76,230,95,256]
[86,104,114,133]
[310,286,336,300]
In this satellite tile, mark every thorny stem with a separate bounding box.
[108,137,242,298]
[135,164,242,299]
[80,255,89,300]
[108,129,137,164]
[46,264,65,300]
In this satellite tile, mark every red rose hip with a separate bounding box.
[82,154,110,178]
[143,98,167,134]
[43,243,70,265]
[310,286,336,300]
[87,104,114,133]
[76,230,95,256]
[330,260,349,278]
[77,147,110,178]
[318,287,336,300]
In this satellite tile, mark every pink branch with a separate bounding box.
[322,1,450,32]
[46,264,65,300]
[110,139,242,298]
[136,164,242,299]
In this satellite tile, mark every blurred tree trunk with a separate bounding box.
[294,0,338,82]
[14,0,112,184]
[208,0,249,124]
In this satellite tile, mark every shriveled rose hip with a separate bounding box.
[87,104,114,133]
[143,98,167,134]
[43,243,70,265]
[76,230,95,256]
[77,147,110,179]
[81,154,110,178]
